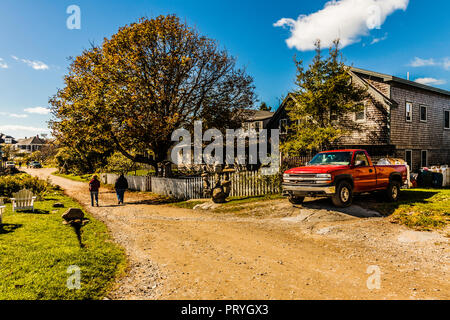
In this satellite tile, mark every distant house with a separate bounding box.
[268,66,450,172]
[243,110,274,131]
[0,133,17,145]
[15,135,47,153]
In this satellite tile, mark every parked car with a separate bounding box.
[282,149,408,207]
[5,161,15,168]
[28,161,42,169]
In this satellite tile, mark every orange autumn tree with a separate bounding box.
[50,15,255,174]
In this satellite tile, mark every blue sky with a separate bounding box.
[0,0,449,138]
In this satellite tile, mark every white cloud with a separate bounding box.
[414,78,446,86]
[371,32,388,44]
[0,111,28,118]
[11,55,49,70]
[274,0,409,51]
[410,57,437,67]
[0,125,50,137]
[0,58,8,69]
[410,57,450,70]
[443,58,450,70]
[24,107,51,115]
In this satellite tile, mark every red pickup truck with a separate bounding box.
[282,149,408,207]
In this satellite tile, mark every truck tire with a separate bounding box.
[332,181,353,208]
[289,196,305,205]
[385,181,401,202]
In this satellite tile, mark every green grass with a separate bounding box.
[53,173,93,183]
[367,188,450,231]
[0,191,126,300]
[126,169,155,176]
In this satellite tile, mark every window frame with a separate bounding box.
[354,151,370,167]
[421,150,428,168]
[405,150,412,171]
[405,102,413,122]
[419,105,428,123]
[354,103,366,122]
[444,110,450,130]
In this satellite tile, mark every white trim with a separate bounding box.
[405,102,413,122]
[421,150,428,168]
[419,105,428,123]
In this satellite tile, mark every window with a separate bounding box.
[445,110,450,129]
[420,105,427,122]
[405,150,412,170]
[405,102,412,122]
[309,152,353,166]
[421,150,428,168]
[330,109,338,121]
[354,152,369,167]
[355,104,366,122]
[280,119,288,134]
[255,121,263,131]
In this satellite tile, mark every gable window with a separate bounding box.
[280,119,288,134]
[405,102,412,122]
[355,104,366,122]
[445,110,450,129]
[420,105,427,122]
[405,150,412,170]
[421,150,428,168]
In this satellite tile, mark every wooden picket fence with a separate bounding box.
[101,170,280,200]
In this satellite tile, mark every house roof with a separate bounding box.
[17,135,46,145]
[0,133,17,144]
[350,66,450,97]
[244,110,274,121]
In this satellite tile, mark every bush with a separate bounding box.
[0,174,58,200]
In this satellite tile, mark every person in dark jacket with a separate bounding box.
[114,174,128,205]
[89,175,101,207]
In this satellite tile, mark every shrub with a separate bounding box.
[0,173,58,201]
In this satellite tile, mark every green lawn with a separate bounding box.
[52,173,93,183]
[368,188,450,231]
[0,192,126,300]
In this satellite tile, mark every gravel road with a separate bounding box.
[25,168,449,300]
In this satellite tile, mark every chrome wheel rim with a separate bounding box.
[341,187,350,202]
[392,186,398,199]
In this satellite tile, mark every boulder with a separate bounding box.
[62,208,84,221]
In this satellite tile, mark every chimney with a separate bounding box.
[407,72,410,81]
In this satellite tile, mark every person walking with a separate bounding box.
[89,175,101,207]
[114,174,128,205]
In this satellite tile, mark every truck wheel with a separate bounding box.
[332,181,353,208]
[385,181,401,202]
[289,196,305,205]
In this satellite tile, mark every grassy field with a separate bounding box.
[368,188,450,231]
[53,173,93,183]
[0,191,126,300]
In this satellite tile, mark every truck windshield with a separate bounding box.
[308,152,353,166]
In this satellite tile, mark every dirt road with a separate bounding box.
[26,168,449,299]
